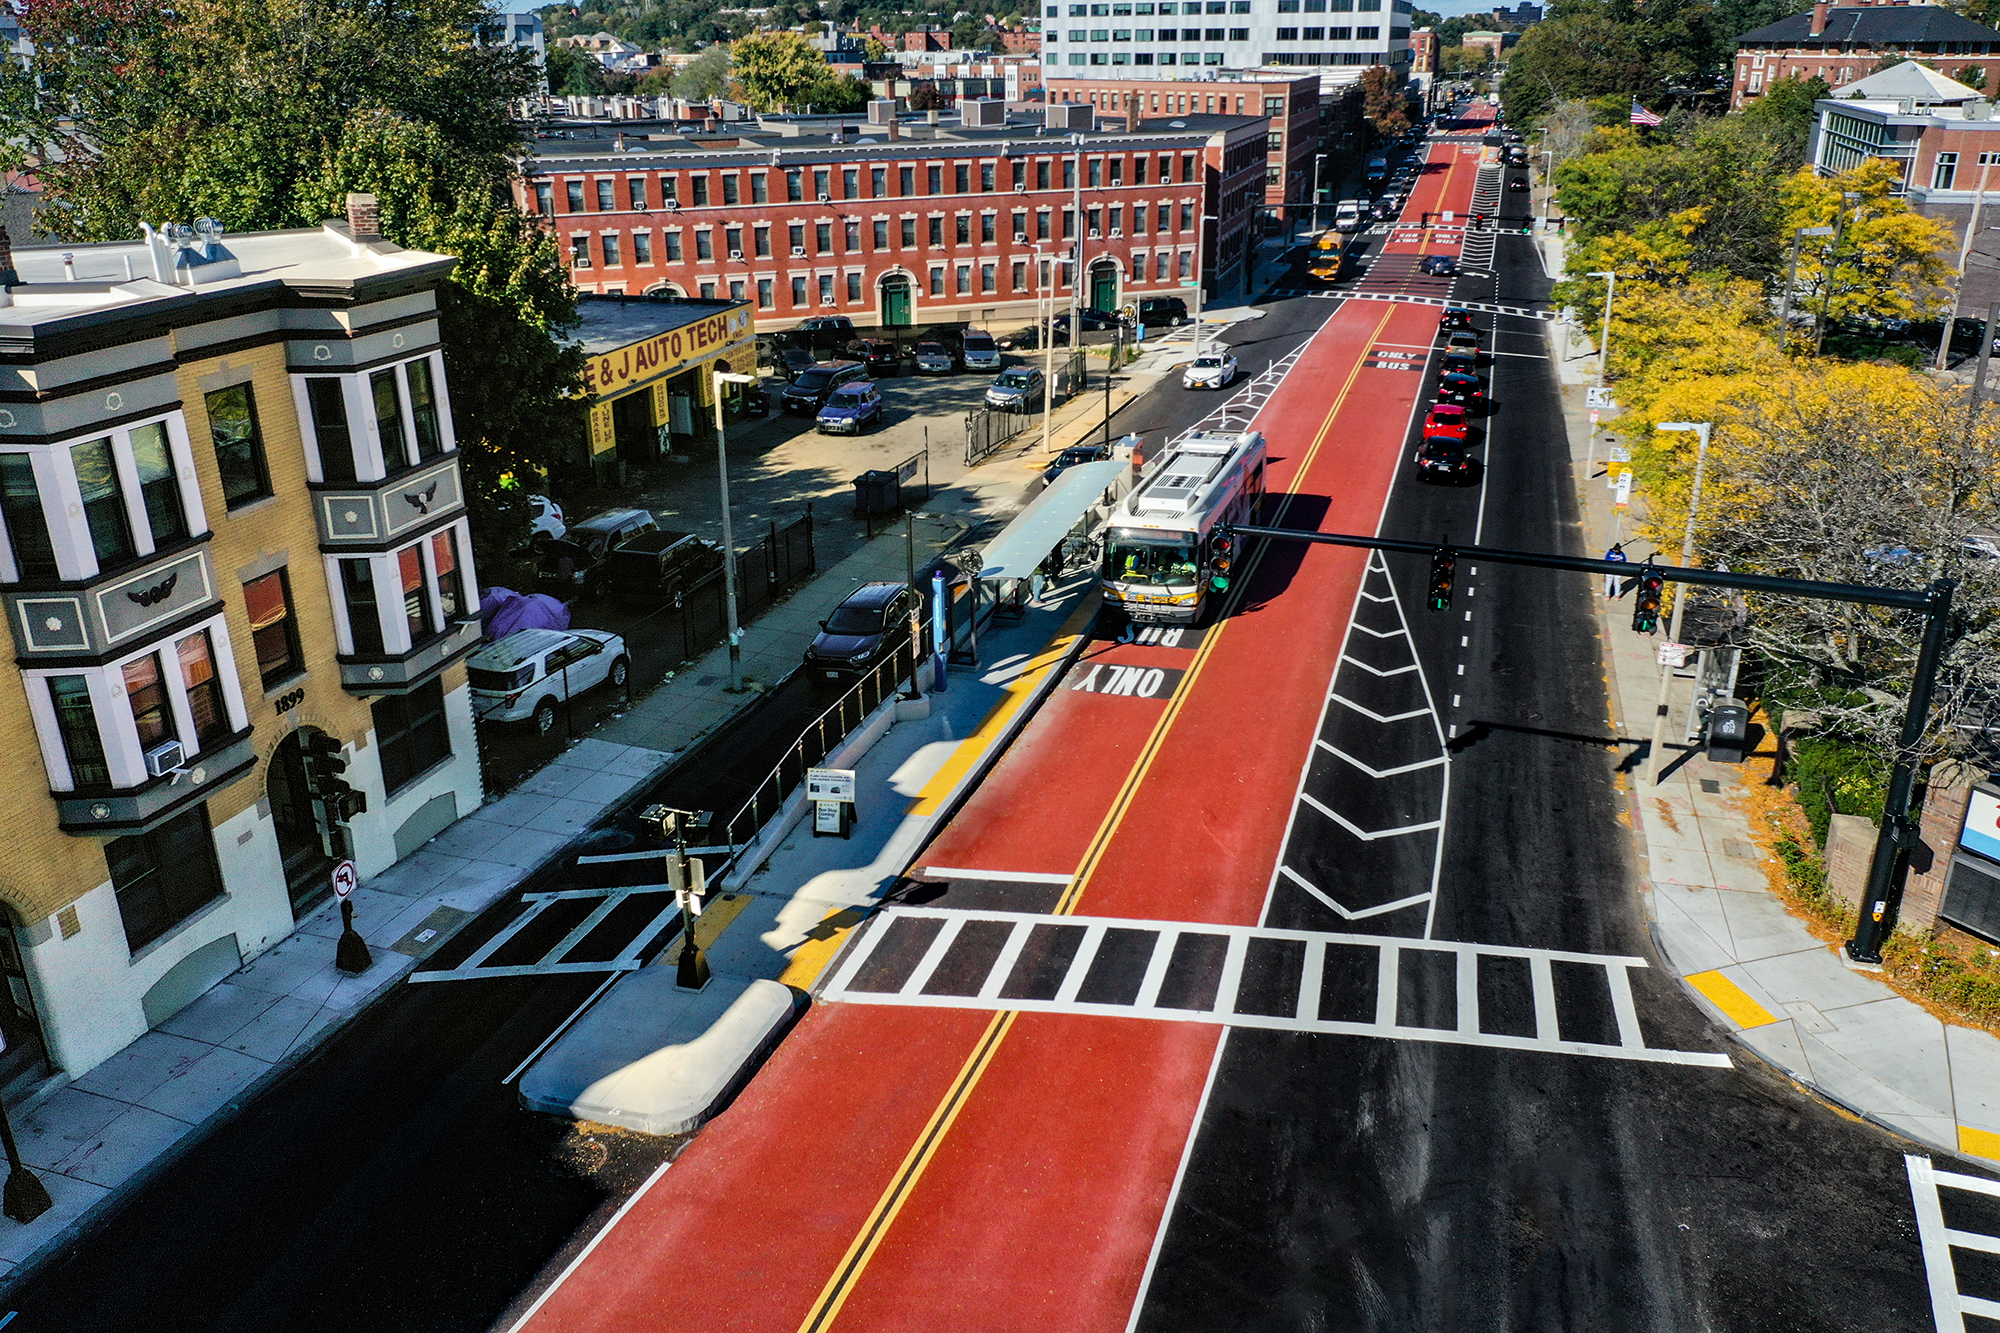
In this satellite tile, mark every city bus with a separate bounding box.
[1100,429,1267,626]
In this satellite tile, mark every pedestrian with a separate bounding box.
[1603,542,1628,597]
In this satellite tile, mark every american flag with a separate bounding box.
[1630,101,1664,127]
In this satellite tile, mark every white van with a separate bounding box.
[1333,201,1364,233]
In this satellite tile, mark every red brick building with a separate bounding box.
[1410,26,1439,79]
[517,108,1271,330]
[1733,1,2000,109]
[1046,73,1321,228]
[998,25,1041,55]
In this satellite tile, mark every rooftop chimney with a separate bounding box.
[346,192,381,242]
[1810,1,1828,36]
[0,225,19,292]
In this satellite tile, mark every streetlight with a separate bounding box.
[1586,269,1617,387]
[1035,247,1056,454]
[1815,190,1862,356]
[1647,421,1712,789]
[1777,225,1835,355]
[1538,146,1552,228]
[1310,152,1328,233]
[713,369,757,694]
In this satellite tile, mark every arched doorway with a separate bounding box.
[269,729,336,920]
[1088,259,1120,314]
[880,273,913,328]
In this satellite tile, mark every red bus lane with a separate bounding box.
[514,210,1452,1333]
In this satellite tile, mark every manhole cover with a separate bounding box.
[1699,779,1721,794]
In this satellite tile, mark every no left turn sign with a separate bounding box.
[332,860,357,899]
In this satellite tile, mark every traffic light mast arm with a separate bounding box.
[1218,524,1931,611]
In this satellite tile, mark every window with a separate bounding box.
[1012,159,1027,189]
[1110,205,1123,233]
[901,166,915,196]
[48,675,108,787]
[814,168,830,199]
[1355,24,1378,37]
[872,166,887,197]
[341,558,383,655]
[981,162,996,191]
[71,438,135,571]
[725,225,744,261]
[123,650,173,751]
[956,163,971,193]
[371,368,410,472]
[816,222,833,253]
[535,182,553,216]
[874,219,889,250]
[1134,157,1148,185]
[566,181,584,213]
[244,569,301,687]
[1012,209,1027,238]
[108,807,224,953]
[787,170,804,202]
[1132,202,1148,234]
[1064,158,1076,189]
[0,455,54,579]
[902,217,917,246]
[1205,28,1222,38]
[666,231,683,262]
[628,178,647,211]
[722,174,739,206]
[755,224,771,258]
[1089,158,1102,187]
[691,175,709,206]
[1156,251,1170,279]
[1110,158,1124,186]
[842,168,859,199]
[373,679,451,795]
[596,179,615,212]
[930,267,945,295]
[792,276,808,305]
[207,383,270,509]
[956,264,971,294]
[1013,260,1027,290]
[633,231,652,265]
[1298,25,1318,37]
[130,423,187,545]
[1179,250,1192,278]
[1329,26,1351,38]
[407,360,444,462]
[1935,151,1960,190]
[981,262,996,292]
[695,229,712,261]
[790,223,806,253]
[662,176,679,205]
[757,277,774,308]
[1038,160,1051,189]
[601,233,621,267]
[399,543,433,643]
[1037,209,1051,239]
[1181,201,1195,230]
[956,215,971,244]
[819,273,835,305]
[845,220,860,250]
[177,629,229,746]
[847,272,862,302]
[752,173,768,203]
[1230,27,1247,38]
[1182,153,1196,182]
[431,530,464,623]
[1265,96,1285,116]
[930,216,945,246]
[1269,131,1285,151]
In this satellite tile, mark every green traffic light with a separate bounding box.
[1211,574,1230,591]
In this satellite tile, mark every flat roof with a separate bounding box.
[574,294,753,355]
[530,114,1264,164]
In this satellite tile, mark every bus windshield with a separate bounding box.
[1103,529,1198,588]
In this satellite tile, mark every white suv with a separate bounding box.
[469,628,629,734]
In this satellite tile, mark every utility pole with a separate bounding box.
[1814,190,1861,356]
[1939,158,1996,370]
[1778,225,1834,355]
[1038,249,1055,452]
[1587,268,1617,386]
[1968,299,2000,437]
[713,370,758,692]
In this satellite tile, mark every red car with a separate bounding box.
[1423,403,1469,441]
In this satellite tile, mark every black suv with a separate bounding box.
[1136,296,1188,329]
[804,582,923,683]
[846,339,902,374]
[780,360,868,413]
[596,530,726,608]
[796,316,858,357]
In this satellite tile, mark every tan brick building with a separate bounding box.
[0,218,484,1086]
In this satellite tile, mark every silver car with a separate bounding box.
[468,628,630,734]
[913,340,956,374]
[985,366,1045,411]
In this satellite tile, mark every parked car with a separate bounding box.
[1413,436,1474,483]
[795,315,857,357]
[469,627,630,734]
[536,508,659,597]
[960,329,1003,370]
[1183,352,1239,390]
[1437,369,1485,407]
[1054,308,1123,339]
[804,582,923,683]
[780,360,867,413]
[846,339,902,375]
[1135,296,1188,328]
[913,340,957,374]
[1043,442,1109,484]
[529,494,565,545]
[1440,307,1475,331]
[596,530,725,608]
[1423,403,1470,441]
[985,366,1045,411]
[1419,254,1458,277]
[772,347,817,382]
[817,381,884,433]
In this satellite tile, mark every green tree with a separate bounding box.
[1499,12,1660,126]
[1360,65,1410,135]
[673,44,734,101]
[1439,45,1490,75]
[730,30,848,109]
[1735,74,1831,164]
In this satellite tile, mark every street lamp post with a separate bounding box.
[1037,249,1056,454]
[1815,190,1862,356]
[1586,269,1617,386]
[1777,225,1835,355]
[1647,421,1712,789]
[713,370,758,693]
[1310,153,1328,233]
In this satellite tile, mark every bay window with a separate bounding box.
[73,438,136,571]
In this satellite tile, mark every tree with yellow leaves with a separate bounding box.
[1777,159,1956,353]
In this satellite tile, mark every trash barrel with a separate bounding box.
[1706,703,1751,764]
[852,469,901,517]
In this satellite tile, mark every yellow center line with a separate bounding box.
[797,301,1399,1331]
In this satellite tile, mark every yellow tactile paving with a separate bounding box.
[1684,970,1779,1029]
[1960,1125,2000,1162]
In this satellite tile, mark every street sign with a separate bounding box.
[1608,445,1632,463]
[332,859,357,899]
[1588,410,1599,425]
[1586,387,1618,410]
[1614,472,1632,510]
[1657,642,1689,668]
[807,768,856,803]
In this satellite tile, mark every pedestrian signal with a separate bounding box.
[1632,568,1665,634]
[1428,548,1455,611]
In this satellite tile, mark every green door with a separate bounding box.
[883,277,912,327]
[1091,267,1117,312]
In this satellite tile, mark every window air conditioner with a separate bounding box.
[1089,228,1102,238]
[1014,232,1028,242]
[793,246,808,257]
[818,191,833,203]
[573,256,593,268]
[144,738,185,778]
[1016,183,1028,192]
[821,296,838,306]
[729,249,744,261]
[1110,228,1123,237]
[665,199,680,211]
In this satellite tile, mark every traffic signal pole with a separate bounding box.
[1223,522,1952,967]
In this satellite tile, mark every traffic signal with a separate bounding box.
[1427,547,1455,611]
[1632,568,1665,634]
[1206,528,1235,592]
[302,731,366,824]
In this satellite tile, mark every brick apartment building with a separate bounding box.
[1046,73,1320,226]
[998,24,1042,54]
[518,104,1273,329]
[1733,0,2000,109]
[0,217,486,1088]
[1410,25,1439,79]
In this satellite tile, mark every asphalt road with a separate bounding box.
[1132,136,1955,1330]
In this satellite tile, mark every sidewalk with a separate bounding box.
[1554,322,2000,1165]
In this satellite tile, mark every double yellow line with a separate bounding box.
[792,300,1396,1333]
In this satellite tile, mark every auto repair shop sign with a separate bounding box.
[583,306,754,399]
